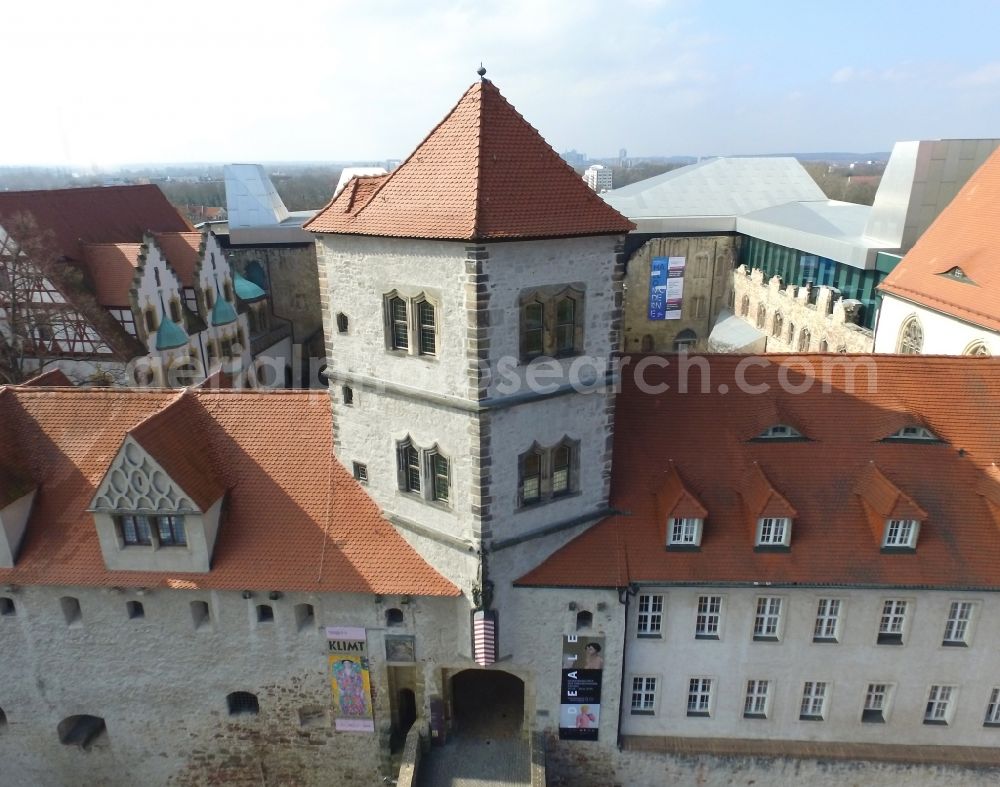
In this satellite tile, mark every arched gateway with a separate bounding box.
[449,669,525,739]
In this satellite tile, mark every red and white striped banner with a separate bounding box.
[473,610,496,666]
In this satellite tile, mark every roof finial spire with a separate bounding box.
[477,63,487,80]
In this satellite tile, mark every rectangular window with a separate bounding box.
[813,598,842,642]
[157,515,186,546]
[390,297,408,351]
[757,517,789,546]
[753,597,783,641]
[118,514,152,546]
[555,297,576,354]
[551,445,570,495]
[695,595,722,639]
[985,688,1000,727]
[521,453,541,504]
[637,594,663,637]
[631,676,657,714]
[669,518,701,546]
[353,462,368,483]
[417,300,436,356]
[800,681,828,720]
[687,677,713,717]
[431,453,449,503]
[924,685,955,725]
[403,443,421,494]
[943,601,974,646]
[744,680,770,719]
[523,302,544,358]
[863,683,890,723]
[884,518,918,548]
[878,600,907,645]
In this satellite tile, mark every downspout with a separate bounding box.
[615,586,631,751]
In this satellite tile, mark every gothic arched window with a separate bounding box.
[898,316,923,355]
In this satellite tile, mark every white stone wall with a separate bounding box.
[317,236,471,399]
[0,584,460,786]
[730,266,874,353]
[621,586,1000,746]
[874,294,999,355]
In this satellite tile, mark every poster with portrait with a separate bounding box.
[558,634,604,741]
[326,626,375,732]
[648,256,685,320]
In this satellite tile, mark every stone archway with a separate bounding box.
[450,669,524,739]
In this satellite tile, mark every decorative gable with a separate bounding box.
[90,436,200,514]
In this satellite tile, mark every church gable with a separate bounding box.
[90,436,200,514]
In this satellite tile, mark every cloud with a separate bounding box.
[831,66,857,84]
[954,62,1000,87]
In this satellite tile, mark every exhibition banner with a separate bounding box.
[558,634,604,741]
[649,256,685,320]
[326,626,375,732]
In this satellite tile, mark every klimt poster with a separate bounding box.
[558,634,604,741]
[326,626,375,732]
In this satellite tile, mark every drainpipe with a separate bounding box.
[615,585,632,750]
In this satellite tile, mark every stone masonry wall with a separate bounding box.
[731,265,874,353]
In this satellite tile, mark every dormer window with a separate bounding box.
[883,519,919,550]
[756,517,791,548]
[754,425,803,441]
[884,425,940,442]
[940,266,974,284]
[116,514,187,548]
[668,517,703,547]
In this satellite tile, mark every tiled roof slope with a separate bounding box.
[878,146,1000,330]
[152,231,202,287]
[306,79,634,240]
[518,354,1000,590]
[0,185,191,261]
[80,243,142,306]
[0,388,457,596]
[20,368,73,387]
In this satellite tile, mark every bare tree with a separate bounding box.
[0,211,123,384]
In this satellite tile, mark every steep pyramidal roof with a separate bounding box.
[878,146,1000,331]
[306,79,634,241]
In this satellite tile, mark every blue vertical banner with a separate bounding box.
[664,256,686,320]
[648,256,668,320]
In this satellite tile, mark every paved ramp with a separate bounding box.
[416,734,531,787]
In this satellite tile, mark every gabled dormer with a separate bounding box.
[741,462,797,551]
[89,393,225,573]
[975,464,1000,533]
[0,467,36,569]
[655,462,708,550]
[854,462,928,552]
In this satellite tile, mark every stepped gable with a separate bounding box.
[518,354,1000,590]
[878,146,1000,331]
[306,79,634,241]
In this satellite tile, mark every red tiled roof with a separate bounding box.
[0,388,457,596]
[518,354,1000,590]
[80,243,142,306]
[878,146,1000,330]
[0,185,191,262]
[306,80,634,240]
[152,231,202,288]
[654,462,708,526]
[20,368,73,387]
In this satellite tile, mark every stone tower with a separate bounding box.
[307,77,633,661]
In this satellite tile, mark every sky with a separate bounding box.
[3,0,1000,168]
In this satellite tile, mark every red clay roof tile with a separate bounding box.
[518,354,1000,590]
[878,146,1000,330]
[306,80,634,241]
[80,243,142,306]
[0,388,457,596]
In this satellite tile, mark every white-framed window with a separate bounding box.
[743,679,770,719]
[863,683,892,723]
[883,519,919,549]
[800,681,828,720]
[878,600,908,645]
[753,597,783,641]
[943,601,975,647]
[756,517,791,547]
[630,676,657,715]
[668,517,702,547]
[687,677,713,717]
[984,688,1000,727]
[637,594,663,637]
[924,685,956,725]
[886,425,939,441]
[695,595,723,639]
[813,598,842,642]
[396,438,450,507]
